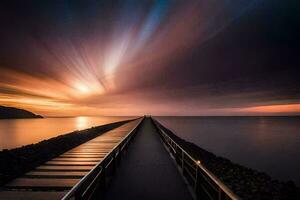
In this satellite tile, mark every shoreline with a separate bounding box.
[155,120,300,200]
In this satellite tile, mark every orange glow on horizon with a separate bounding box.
[241,104,300,114]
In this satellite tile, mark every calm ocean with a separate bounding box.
[155,116,300,185]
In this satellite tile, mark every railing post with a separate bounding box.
[74,190,81,200]
[118,146,122,162]
[181,150,184,172]
[102,162,107,189]
[219,188,225,200]
[113,149,117,172]
[194,164,198,191]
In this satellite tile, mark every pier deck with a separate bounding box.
[0,119,142,200]
[101,117,193,200]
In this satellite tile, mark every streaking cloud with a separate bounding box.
[0,0,298,116]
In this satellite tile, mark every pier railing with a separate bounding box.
[152,118,240,200]
[62,118,143,200]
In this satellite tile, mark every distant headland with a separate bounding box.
[0,106,43,119]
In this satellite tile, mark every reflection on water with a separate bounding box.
[0,116,134,150]
[156,116,300,185]
[76,116,88,130]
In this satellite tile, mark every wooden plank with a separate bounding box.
[58,155,105,158]
[52,157,101,162]
[36,165,93,171]
[69,149,114,153]
[45,161,98,166]
[71,146,116,150]
[73,144,115,147]
[25,171,86,177]
[67,150,111,153]
[6,178,79,189]
[74,144,117,147]
[62,152,107,155]
[0,191,66,200]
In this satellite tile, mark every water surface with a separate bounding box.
[155,116,300,185]
[0,116,135,150]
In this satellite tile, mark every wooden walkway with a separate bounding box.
[0,119,142,200]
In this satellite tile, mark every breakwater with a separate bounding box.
[154,120,299,200]
[0,119,135,186]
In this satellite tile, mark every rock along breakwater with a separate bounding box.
[155,120,300,200]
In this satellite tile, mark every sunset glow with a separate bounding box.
[241,104,300,114]
[0,0,299,116]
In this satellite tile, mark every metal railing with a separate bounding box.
[62,118,144,200]
[152,118,240,200]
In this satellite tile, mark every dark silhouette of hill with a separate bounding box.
[0,105,43,119]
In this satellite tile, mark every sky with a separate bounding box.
[0,0,299,116]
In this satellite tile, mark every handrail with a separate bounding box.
[62,117,144,200]
[151,118,240,200]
